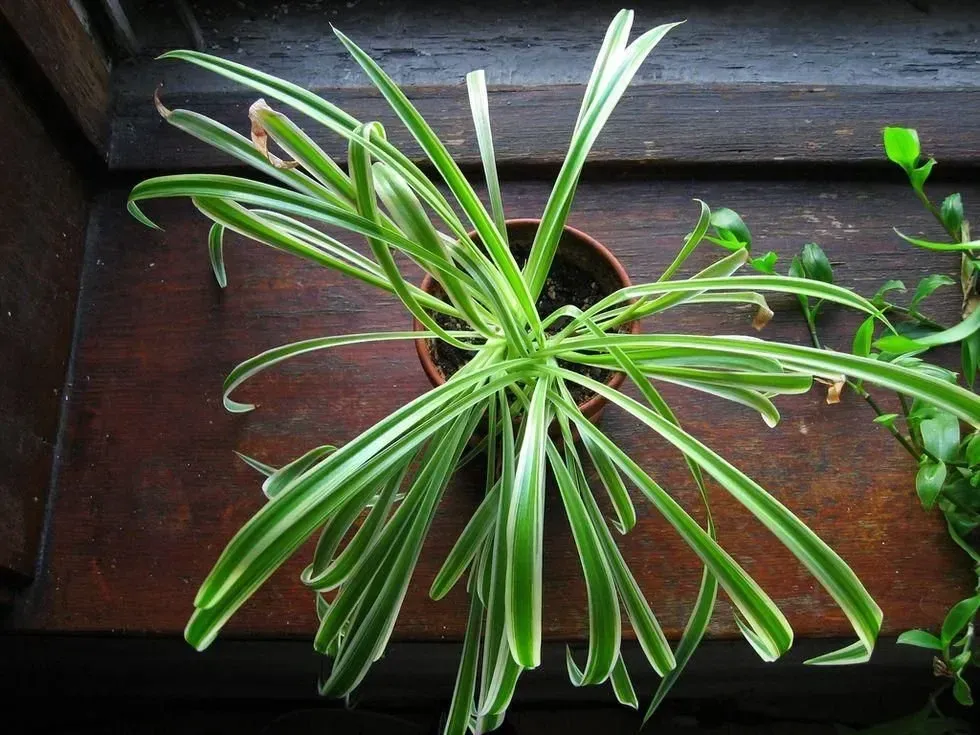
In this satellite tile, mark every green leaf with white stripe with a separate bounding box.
[505,377,552,668]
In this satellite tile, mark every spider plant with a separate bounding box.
[129,11,980,732]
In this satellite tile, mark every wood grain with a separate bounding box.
[111,83,980,172]
[0,0,110,153]
[0,67,87,582]
[9,177,975,643]
[116,0,980,90]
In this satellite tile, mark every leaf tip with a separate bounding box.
[184,611,217,652]
[825,379,844,405]
[127,199,163,230]
[157,49,198,62]
[752,304,774,331]
[224,397,257,413]
[153,85,172,119]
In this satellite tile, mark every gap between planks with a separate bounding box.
[111,83,980,173]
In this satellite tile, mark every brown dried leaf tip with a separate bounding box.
[752,303,774,331]
[963,294,979,321]
[249,99,299,170]
[825,379,845,405]
[154,85,172,119]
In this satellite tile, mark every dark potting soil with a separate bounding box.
[427,241,624,405]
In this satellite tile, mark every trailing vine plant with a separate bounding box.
[715,128,979,728]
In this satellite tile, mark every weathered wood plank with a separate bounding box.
[0,67,87,582]
[0,0,110,153]
[9,176,974,641]
[115,0,980,90]
[111,83,980,171]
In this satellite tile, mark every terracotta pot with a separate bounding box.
[413,218,640,425]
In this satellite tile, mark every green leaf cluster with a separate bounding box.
[127,19,980,733]
[792,127,980,717]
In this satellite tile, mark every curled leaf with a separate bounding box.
[153,85,172,119]
[941,193,964,237]
[750,251,778,275]
[248,99,300,170]
[709,207,752,250]
[826,379,844,405]
[909,159,935,194]
[873,413,899,428]
[752,303,773,331]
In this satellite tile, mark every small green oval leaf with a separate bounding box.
[910,274,955,311]
[941,193,964,237]
[953,675,974,706]
[852,317,875,358]
[915,460,946,510]
[801,242,833,284]
[965,432,980,467]
[920,413,961,462]
[896,629,942,650]
[883,127,920,171]
[941,595,980,647]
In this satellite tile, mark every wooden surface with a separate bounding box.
[9,177,975,642]
[109,0,980,171]
[116,0,980,89]
[0,67,88,582]
[0,0,111,154]
[6,3,980,706]
[111,84,980,172]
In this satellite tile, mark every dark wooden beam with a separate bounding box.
[0,67,88,583]
[0,0,111,155]
[0,635,937,714]
[111,83,980,172]
[113,0,980,90]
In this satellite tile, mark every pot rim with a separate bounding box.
[413,217,641,420]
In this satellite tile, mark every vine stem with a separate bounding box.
[846,380,922,461]
[885,304,949,332]
[914,188,955,240]
[805,315,822,350]
[898,393,913,419]
[799,309,922,459]
[927,681,952,718]
[800,269,944,463]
